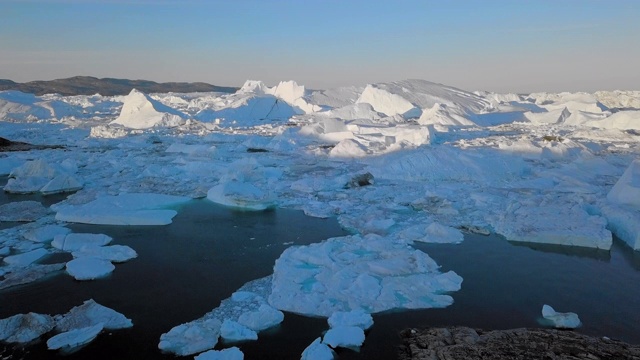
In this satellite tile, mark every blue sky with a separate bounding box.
[1,0,639,92]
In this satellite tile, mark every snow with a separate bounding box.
[111,89,187,129]
[269,234,463,317]
[322,326,365,348]
[195,347,244,360]
[65,257,115,280]
[541,305,581,329]
[52,233,112,251]
[54,299,133,332]
[47,323,103,351]
[0,313,55,343]
[301,337,335,360]
[54,193,191,225]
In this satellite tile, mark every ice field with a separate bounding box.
[1,79,640,358]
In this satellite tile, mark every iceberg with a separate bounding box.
[607,159,640,209]
[220,319,258,342]
[301,337,335,360]
[110,89,187,129]
[158,319,221,356]
[322,326,366,349]
[3,159,82,195]
[541,305,581,329]
[65,257,115,280]
[54,299,133,332]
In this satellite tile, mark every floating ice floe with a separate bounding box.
[110,89,188,129]
[220,319,257,342]
[322,326,365,349]
[207,180,275,211]
[302,337,335,360]
[0,200,51,222]
[395,222,464,244]
[327,309,373,330]
[541,304,581,329]
[72,244,137,263]
[0,263,65,290]
[3,159,82,195]
[236,304,284,332]
[47,323,103,351]
[65,257,115,280]
[269,234,463,317]
[0,312,55,343]
[607,159,640,209]
[3,248,49,266]
[52,233,112,251]
[23,225,71,243]
[54,192,191,225]
[158,319,222,356]
[194,346,244,360]
[54,299,133,332]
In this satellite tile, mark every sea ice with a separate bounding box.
[46,323,103,351]
[607,159,640,209]
[0,263,65,290]
[194,347,244,360]
[65,257,115,280]
[54,299,133,332]
[158,319,221,356]
[327,309,373,330]
[3,159,82,194]
[51,233,112,251]
[395,222,464,244]
[220,319,258,342]
[322,326,365,348]
[207,181,275,211]
[111,89,187,129]
[54,192,191,225]
[0,313,55,343]
[268,234,462,317]
[3,248,49,266]
[236,304,284,332]
[301,337,335,360]
[599,204,640,250]
[71,245,137,263]
[23,225,71,243]
[0,200,50,222]
[541,305,581,329]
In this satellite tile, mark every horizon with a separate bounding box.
[1,0,639,93]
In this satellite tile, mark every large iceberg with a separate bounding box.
[110,89,187,129]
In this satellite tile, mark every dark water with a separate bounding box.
[1,198,640,359]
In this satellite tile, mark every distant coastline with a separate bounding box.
[0,76,238,96]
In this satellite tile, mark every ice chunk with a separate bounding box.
[0,313,55,343]
[541,305,581,329]
[72,245,137,263]
[47,323,103,351]
[0,201,51,221]
[329,139,368,158]
[3,248,49,266]
[194,346,244,360]
[356,84,418,117]
[40,174,83,195]
[65,257,115,280]
[220,319,258,342]
[600,204,640,250]
[269,234,462,317]
[54,193,191,225]
[301,337,335,360]
[236,304,284,332]
[3,159,82,194]
[23,225,71,243]
[0,263,65,290]
[111,89,187,129]
[327,309,373,330]
[322,326,365,348]
[55,299,133,331]
[396,222,464,244]
[207,181,275,211]
[158,319,221,356]
[52,233,112,251]
[607,159,640,209]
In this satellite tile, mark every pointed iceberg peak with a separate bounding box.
[110,88,187,129]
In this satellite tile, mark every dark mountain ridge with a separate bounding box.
[0,76,238,96]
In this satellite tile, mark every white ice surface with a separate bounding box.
[322,326,365,349]
[607,159,640,208]
[541,304,581,329]
[55,299,133,332]
[194,347,244,360]
[52,233,113,251]
[3,248,49,266]
[72,245,137,263]
[158,319,221,356]
[220,319,257,342]
[65,257,115,280]
[301,337,335,360]
[111,89,187,129]
[0,313,55,343]
[54,193,191,225]
[327,309,373,330]
[23,225,71,243]
[47,323,103,351]
[0,200,51,221]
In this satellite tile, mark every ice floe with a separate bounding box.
[0,200,51,221]
[54,299,133,332]
[194,346,244,360]
[541,304,581,329]
[23,225,71,243]
[3,159,82,195]
[301,337,335,360]
[54,192,191,225]
[65,257,115,280]
[158,319,222,356]
[327,309,374,330]
[71,244,137,263]
[322,326,365,349]
[52,233,112,251]
[0,313,55,343]
[47,323,103,351]
[3,248,49,266]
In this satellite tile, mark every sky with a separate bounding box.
[1,0,639,93]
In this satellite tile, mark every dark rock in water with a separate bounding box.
[246,148,269,153]
[345,172,374,188]
[0,137,64,152]
[399,327,640,360]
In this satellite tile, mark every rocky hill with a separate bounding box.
[0,76,237,96]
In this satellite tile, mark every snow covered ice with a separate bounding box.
[46,323,103,351]
[540,304,581,329]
